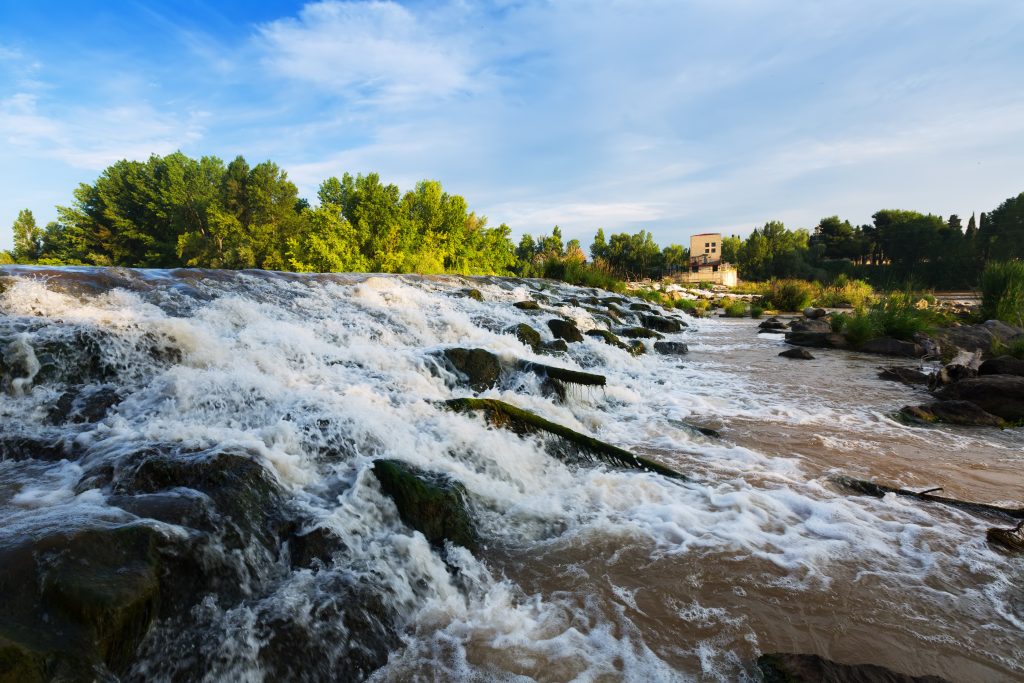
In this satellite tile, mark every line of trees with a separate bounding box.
[4,150,1023,289]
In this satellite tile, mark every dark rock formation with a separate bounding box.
[861,337,925,358]
[458,288,483,301]
[758,319,788,332]
[445,398,687,480]
[802,307,827,319]
[877,366,930,384]
[933,364,977,386]
[628,303,652,311]
[541,339,569,354]
[618,327,664,340]
[789,318,832,333]
[640,314,685,333]
[758,653,950,683]
[47,386,122,425]
[935,320,1024,358]
[987,523,1024,553]
[585,328,632,353]
[784,332,848,349]
[513,300,540,310]
[371,459,477,551]
[934,375,1024,421]
[288,526,348,569]
[547,318,584,343]
[653,341,689,355]
[516,360,606,387]
[508,323,541,352]
[440,348,501,391]
[779,348,815,360]
[979,355,1024,377]
[834,475,1024,519]
[900,401,1005,428]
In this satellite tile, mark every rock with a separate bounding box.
[288,526,348,569]
[987,523,1024,552]
[653,341,689,355]
[508,323,542,352]
[371,459,477,551]
[789,318,832,333]
[0,524,163,680]
[758,321,788,332]
[0,434,79,462]
[585,329,632,353]
[779,348,814,359]
[628,303,652,311]
[459,288,483,301]
[934,375,1024,421]
[982,319,1024,344]
[979,355,1024,377]
[935,320,1024,358]
[512,300,540,310]
[47,386,121,425]
[878,366,930,384]
[802,307,827,319]
[913,332,941,358]
[900,401,1006,427]
[440,348,501,391]
[860,337,925,358]
[547,318,584,343]
[618,327,664,340]
[541,339,569,354]
[784,332,848,349]
[516,360,606,387]
[758,653,950,683]
[640,314,686,333]
[627,340,647,356]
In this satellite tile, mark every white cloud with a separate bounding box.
[257,1,475,105]
[0,93,206,170]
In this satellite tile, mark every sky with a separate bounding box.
[2,0,1023,252]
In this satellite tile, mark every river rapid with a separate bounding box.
[0,267,1020,682]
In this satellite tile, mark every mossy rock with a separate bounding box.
[640,314,686,333]
[653,341,688,355]
[372,460,477,551]
[540,339,569,355]
[618,327,664,340]
[585,328,631,352]
[457,288,483,301]
[547,318,583,343]
[444,398,686,481]
[508,323,542,352]
[440,348,501,391]
[513,300,540,310]
[628,303,652,311]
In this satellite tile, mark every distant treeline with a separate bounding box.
[4,151,1023,289]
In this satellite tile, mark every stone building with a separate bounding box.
[681,232,737,286]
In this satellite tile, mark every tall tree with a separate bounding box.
[11,209,42,262]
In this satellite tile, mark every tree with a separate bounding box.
[721,235,742,264]
[11,209,42,262]
[590,228,608,261]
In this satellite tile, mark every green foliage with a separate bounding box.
[11,209,42,262]
[673,299,697,311]
[749,304,764,318]
[764,279,816,311]
[838,311,876,347]
[0,250,14,265]
[979,260,1024,327]
[541,258,624,292]
[833,292,936,347]
[814,276,875,309]
[723,300,747,317]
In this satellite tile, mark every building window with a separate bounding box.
[705,242,710,248]
[711,247,716,253]
[705,248,710,254]
[712,265,719,272]
[711,242,717,247]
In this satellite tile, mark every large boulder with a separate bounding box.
[979,355,1024,377]
[371,459,477,551]
[784,332,848,349]
[935,375,1024,421]
[508,323,541,352]
[618,327,664,340]
[935,320,1024,358]
[789,318,832,333]
[878,366,929,384]
[547,318,584,343]
[440,348,501,391]
[900,401,1006,427]
[585,329,634,354]
[512,300,540,310]
[860,337,925,358]
[640,314,686,333]
[802,306,827,319]
[758,653,949,683]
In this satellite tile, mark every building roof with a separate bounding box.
[690,232,721,237]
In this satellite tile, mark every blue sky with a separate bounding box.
[2,0,1023,252]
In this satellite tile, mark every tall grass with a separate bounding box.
[763,279,816,311]
[543,259,626,293]
[815,276,875,309]
[722,300,748,317]
[979,260,1024,327]
[831,291,937,347]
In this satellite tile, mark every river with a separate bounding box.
[0,267,1020,682]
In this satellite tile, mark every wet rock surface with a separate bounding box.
[779,348,815,360]
[546,318,584,343]
[934,375,1024,421]
[653,341,689,355]
[757,653,950,683]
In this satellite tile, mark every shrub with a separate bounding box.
[830,311,849,333]
[840,312,877,348]
[692,300,710,317]
[723,300,748,317]
[872,291,934,340]
[673,299,697,311]
[764,279,816,311]
[749,304,764,319]
[815,278,875,309]
[979,260,1024,327]
[546,260,626,293]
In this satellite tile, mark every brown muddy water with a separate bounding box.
[0,269,1020,682]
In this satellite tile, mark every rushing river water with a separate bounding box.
[0,267,1021,682]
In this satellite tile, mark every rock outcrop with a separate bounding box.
[934,375,1024,422]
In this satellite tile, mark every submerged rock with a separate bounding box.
[618,327,664,340]
[47,386,122,425]
[877,366,929,384]
[541,339,570,354]
[457,288,483,301]
[987,523,1024,553]
[440,348,502,391]
[371,459,477,551]
[547,318,584,343]
[517,360,606,387]
[444,397,687,481]
[900,401,1006,428]
[784,331,848,349]
[758,653,950,683]
[779,348,815,360]
[653,341,689,356]
[513,300,540,310]
[640,314,686,333]
[585,328,634,353]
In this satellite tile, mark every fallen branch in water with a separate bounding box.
[833,475,1024,520]
[444,397,687,481]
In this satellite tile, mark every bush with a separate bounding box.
[545,259,626,293]
[840,312,877,348]
[749,304,764,319]
[815,277,875,309]
[723,300,748,317]
[979,260,1024,327]
[764,279,816,311]
[673,299,697,311]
